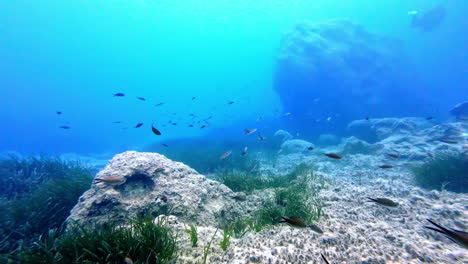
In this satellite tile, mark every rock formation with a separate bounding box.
[274,19,429,135]
[67,151,248,226]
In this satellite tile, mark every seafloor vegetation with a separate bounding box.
[0,155,93,262]
[412,151,468,193]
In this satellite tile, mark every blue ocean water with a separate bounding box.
[0,0,467,155]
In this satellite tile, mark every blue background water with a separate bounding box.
[1,0,466,155]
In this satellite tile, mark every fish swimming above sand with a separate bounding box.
[367,197,398,207]
[279,217,324,233]
[424,219,468,249]
[438,139,458,144]
[379,165,393,169]
[113,93,125,97]
[220,151,232,160]
[161,143,168,147]
[258,133,265,141]
[228,101,234,105]
[137,97,146,101]
[200,125,206,129]
[56,111,62,115]
[155,102,164,107]
[387,153,399,158]
[321,254,330,264]
[93,176,125,185]
[244,128,257,135]
[59,126,71,129]
[135,123,143,128]
[151,124,161,135]
[324,153,341,159]
[307,146,314,151]
[241,146,248,156]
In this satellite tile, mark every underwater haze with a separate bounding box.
[0,0,467,155]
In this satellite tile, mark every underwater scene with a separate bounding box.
[1,0,467,263]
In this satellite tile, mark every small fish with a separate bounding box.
[135,123,143,128]
[137,97,146,101]
[379,165,393,169]
[151,124,161,135]
[200,125,206,129]
[424,219,468,249]
[112,121,122,124]
[59,126,71,129]
[56,111,62,115]
[244,128,257,135]
[241,146,248,156]
[439,139,458,144]
[124,257,134,264]
[408,10,418,15]
[365,116,370,121]
[204,116,213,121]
[367,197,398,207]
[172,123,177,126]
[192,97,196,100]
[161,143,168,147]
[279,217,307,228]
[308,223,324,234]
[155,102,164,106]
[220,151,232,160]
[426,116,433,120]
[113,93,125,97]
[258,133,265,141]
[321,254,330,264]
[277,148,283,154]
[93,176,125,185]
[307,146,314,151]
[387,153,399,158]
[188,124,194,127]
[228,101,234,104]
[324,153,341,160]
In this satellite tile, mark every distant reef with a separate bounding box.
[274,19,429,134]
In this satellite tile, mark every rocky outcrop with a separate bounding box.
[347,117,432,143]
[67,151,248,226]
[341,136,384,155]
[450,101,468,120]
[274,19,428,135]
[280,139,314,154]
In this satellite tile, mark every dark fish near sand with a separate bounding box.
[324,153,341,160]
[155,102,164,106]
[244,128,257,135]
[425,219,468,249]
[113,93,125,97]
[56,111,62,115]
[321,254,330,264]
[200,125,206,129]
[192,97,196,100]
[279,217,307,228]
[365,117,370,121]
[379,165,393,169]
[220,151,232,160]
[135,123,143,128]
[439,139,458,144]
[387,153,399,158]
[279,217,323,233]
[161,143,168,147]
[93,176,125,185]
[151,124,161,135]
[228,101,234,104]
[241,146,248,156]
[426,116,433,120]
[307,146,314,151]
[188,124,194,127]
[137,97,146,101]
[59,126,71,129]
[367,197,398,207]
[308,223,324,234]
[258,133,265,141]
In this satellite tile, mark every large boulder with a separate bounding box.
[67,151,247,226]
[450,101,468,120]
[347,117,432,143]
[274,19,428,134]
[280,139,314,154]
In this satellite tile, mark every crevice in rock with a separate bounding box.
[115,173,154,197]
